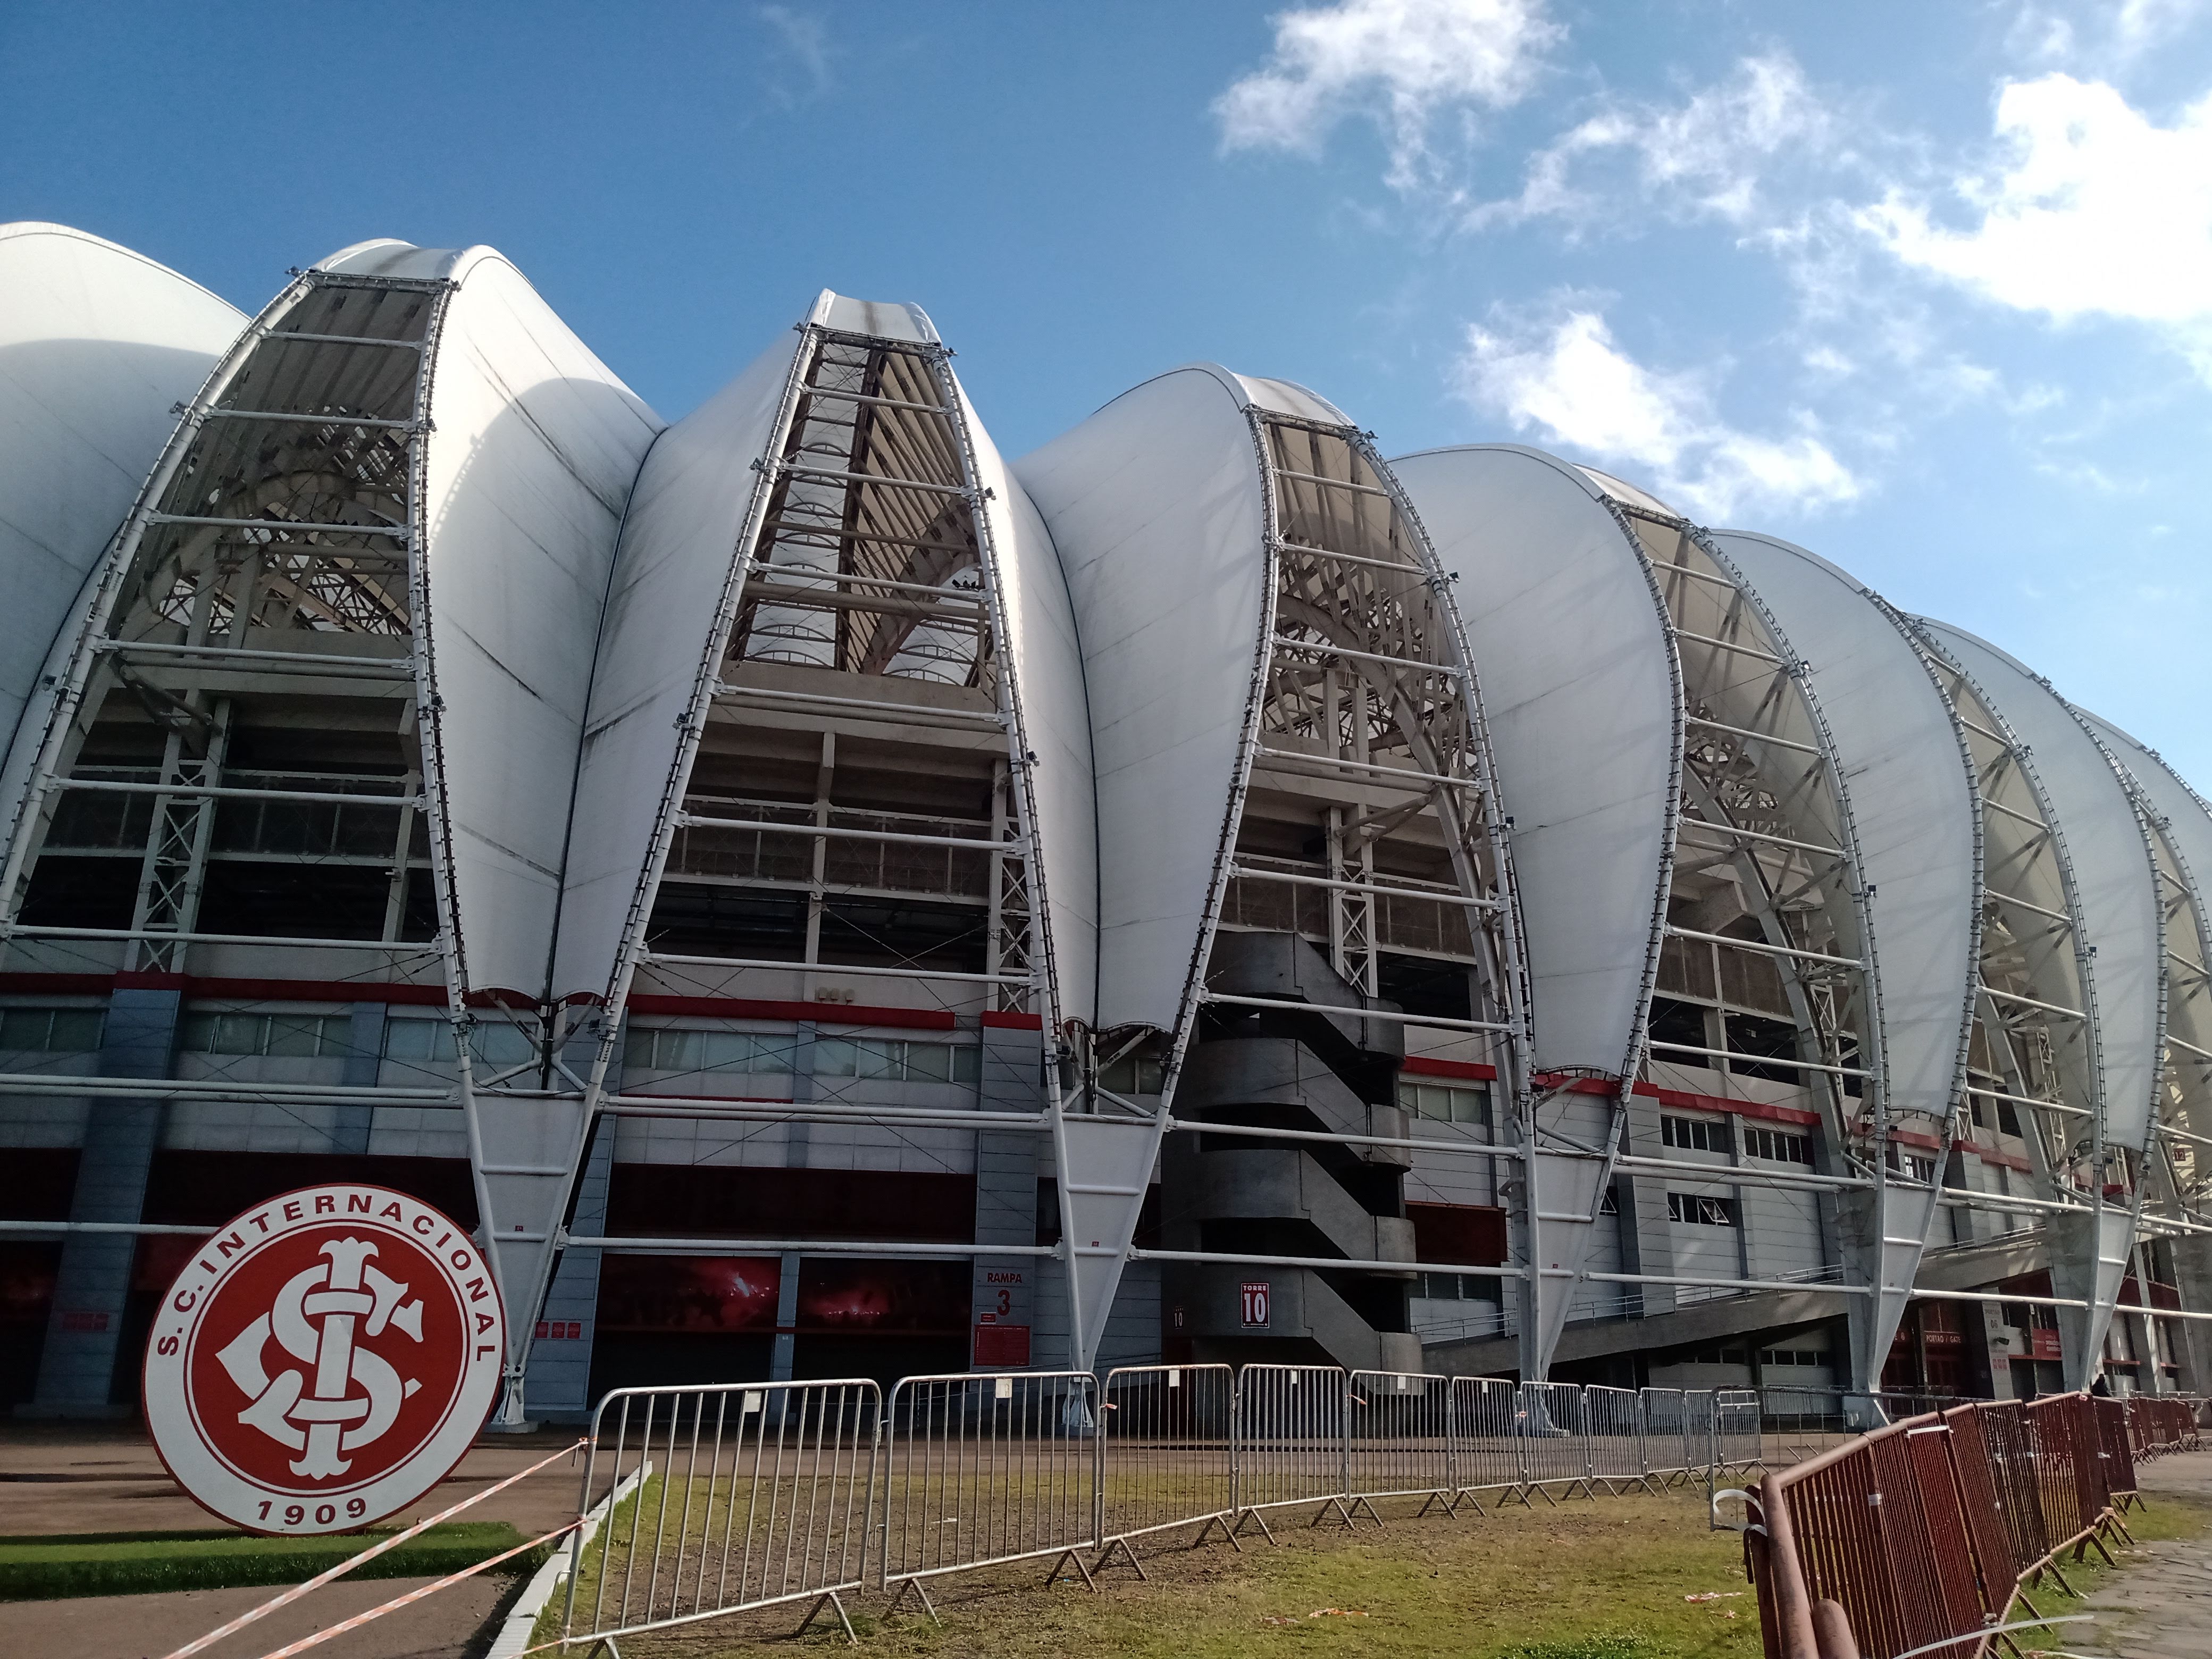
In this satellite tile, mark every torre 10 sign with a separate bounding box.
[3,221,2206,1428]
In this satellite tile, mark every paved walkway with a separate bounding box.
[2073,1448,2212,1658]
[0,1421,586,1537]
[0,1422,585,1658]
[5,1571,514,1659]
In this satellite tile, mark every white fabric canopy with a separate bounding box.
[1917,620,2164,1155]
[1712,532,1980,1394]
[1390,446,1677,1079]
[0,223,245,842]
[1390,445,1679,1377]
[320,242,664,1002]
[551,332,796,1004]
[1015,366,1275,1036]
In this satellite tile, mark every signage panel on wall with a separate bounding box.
[143,1184,503,1535]
[1240,1280,1270,1330]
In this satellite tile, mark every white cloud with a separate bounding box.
[1860,74,2212,368]
[1453,307,1862,518]
[1214,0,1561,190]
[1473,53,1837,229]
[757,5,833,100]
[2008,0,2209,68]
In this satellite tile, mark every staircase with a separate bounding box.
[1162,932,1420,1373]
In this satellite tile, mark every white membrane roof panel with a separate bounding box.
[550,332,798,1003]
[403,246,664,998]
[954,374,1099,1029]
[1574,465,1678,518]
[1920,619,2164,1153]
[2080,709,2212,943]
[1711,532,1978,1127]
[1389,445,1677,1078]
[0,223,245,812]
[814,292,937,346]
[1015,366,1272,1034]
[1220,371,1349,426]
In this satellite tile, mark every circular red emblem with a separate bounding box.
[144,1184,505,1535]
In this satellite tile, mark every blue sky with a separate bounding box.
[6,1,2210,781]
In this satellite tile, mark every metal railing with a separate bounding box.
[1760,1386,1848,1467]
[1231,1363,1354,1535]
[1520,1379,1594,1498]
[878,1370,1100,1614]
[1347,1369,1455,1519]
[548,1369,1782,1648]
[1744,1391,2172,1659]
[1096,1363,1236,1572]
[2124,1393,2203,1459]
[1587,1385,1652,1494]
[561,1379,880,1649]
[1640,1386,1712,1484]
[1715,1388,1763,1474]
[1449,1375,1527,1507]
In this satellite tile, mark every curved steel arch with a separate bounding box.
[1024,372,1528,1372]
[1707,531,1982,1405]
[1913,619,2164,1390]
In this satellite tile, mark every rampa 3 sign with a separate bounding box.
[144,1184,505,1534]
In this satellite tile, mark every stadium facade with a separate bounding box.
[2,222,2206,1423]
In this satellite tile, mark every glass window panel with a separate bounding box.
[0,1009,47,1049]
[813,1038,857,1077]
[953,1046,981,1087]
[472,1024,536,1068]
[698,1031,753,1073]
[382,1018,443,1061]
[751,1036,800,1076]
[906,1043,952,1083]
[857,1040,900,1080]
[212,1013,266,1054]
[264,1016,324,1058]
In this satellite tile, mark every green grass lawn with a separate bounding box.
[541,1486,1769,1659]
[0,1519,547,1601]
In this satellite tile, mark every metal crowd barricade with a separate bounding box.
[1585,1385,1652,1494]
[1745,1393,2141,1659]
[1448,1375,1527,1510]
[560,1378,880,1650]
[1231,1363,1352,1537]
[879,1370,1100,1618]
[1346,1370,1455,1521]
[1638,1387,1699,1487]
[1095,1363,1236,1575]
[1711,1388,1762,1478]
[2124,1393,2201,1460]
[1518,1380,1594,1501]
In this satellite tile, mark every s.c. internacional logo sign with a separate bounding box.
[144,1184,505,1534]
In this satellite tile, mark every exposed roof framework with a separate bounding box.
[544,292,1110,1355]
[3,222,2209,1403]
[0,224,246,821]
[1705,532,1982,1394]
[1021,371,1527,1373]
[0,240,663,1421]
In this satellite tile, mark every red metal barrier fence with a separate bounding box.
[1747,1392,2201,1659]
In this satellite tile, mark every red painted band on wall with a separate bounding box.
[0,971,448,1006]
[623,994,958,1030]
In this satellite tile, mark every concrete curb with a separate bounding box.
[485,1461,649,1658]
